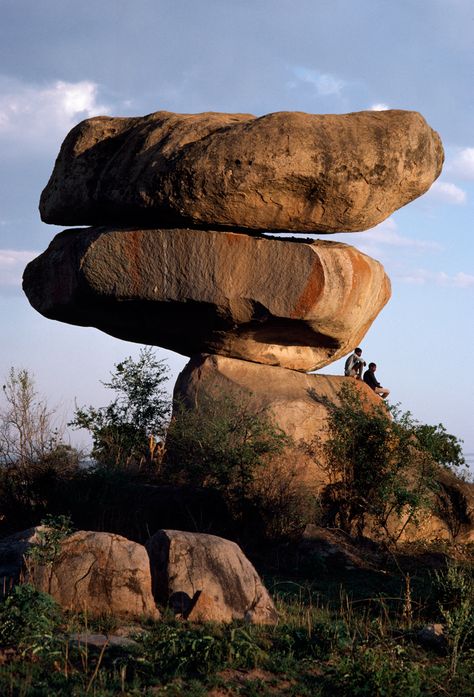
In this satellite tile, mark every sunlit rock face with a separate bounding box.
[28,531,159,620]
[172,353,384,446]
[23,227,390,372]
[39,109,443,233]
[146,529,278,624]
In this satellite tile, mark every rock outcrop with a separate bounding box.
[146,529,278,624]
[28,531,159,619]
[23,227,390,371]
[40,109,443,233]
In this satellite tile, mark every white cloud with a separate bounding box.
[0,76,110,153]
[397,268,474,288]
[427,180,467,204]
[291,67,345,96]
[0,249,38,290]
[329,218,442,258]
[446,147,474,180]
[370,103,390,111]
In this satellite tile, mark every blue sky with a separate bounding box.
[0,0,473,459]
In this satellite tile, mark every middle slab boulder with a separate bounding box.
[23,227,390,371]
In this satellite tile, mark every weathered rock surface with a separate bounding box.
[173,353,383,447]
[146,529,278,624]
[23,227,390,371]
[40,109,443,233]
[28,531,159,619]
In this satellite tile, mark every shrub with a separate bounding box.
[317,383,446,542]
[164,390,294,534]
[0,584,62,654]
[433,562,474,674]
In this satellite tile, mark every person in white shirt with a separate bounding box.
[344,347,366,379]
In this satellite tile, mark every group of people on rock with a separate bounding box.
[344,347,390,399]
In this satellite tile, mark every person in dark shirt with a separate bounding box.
[363,362,390,399]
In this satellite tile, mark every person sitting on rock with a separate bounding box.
[344,347,366,379]
[363,362,390,398]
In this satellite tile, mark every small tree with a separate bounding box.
[70,347,170,469]
[317,383,461,543]
[0,368,75,474]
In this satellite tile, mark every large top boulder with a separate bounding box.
[40,109,443,233]
[22,227,390,372]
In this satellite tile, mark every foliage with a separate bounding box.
[0,367,78,474]
[317,383,443,542]
[26,514,74,565]
[433,562,474,674]
[320,646,423,697]
[164,390,290,524]
[0,584,62,654]
[411,422,466,473]
[70,347,170,469]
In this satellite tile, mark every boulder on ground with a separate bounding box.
[146,529,278,624]
[28,531,159,619]
[39,109,443,233]
[22,227,390,371]
[0,526,45,587]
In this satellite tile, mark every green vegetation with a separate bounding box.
[0,356,472,695]
[316,383,466,543]
[164,391,309,539]
[1,560,474,695]
[70,348,170,470]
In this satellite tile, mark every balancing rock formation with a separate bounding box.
[25,107,443,442]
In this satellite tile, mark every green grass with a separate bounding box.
[1,555,473,696]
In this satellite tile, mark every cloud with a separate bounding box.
[427,180,467,204]
[397,268,474,288]
[0,249,38,293]
[329,218,442,258]
[446,147,474,180]
[370,103,390,111]
[0,76,110,153]
[290,67,345,96]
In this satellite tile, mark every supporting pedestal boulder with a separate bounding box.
[173,353,383,446]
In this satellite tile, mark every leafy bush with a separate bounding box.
[316,383,454,542]
[70,347,170,470]
[321,646,423,697]
[26,514,74,565]
[0,584,62,654]
[164,390,298,535]
[433,562,474,674]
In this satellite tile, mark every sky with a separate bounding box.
[0,0,473,462]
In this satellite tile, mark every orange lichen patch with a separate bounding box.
[290,255,324,318]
